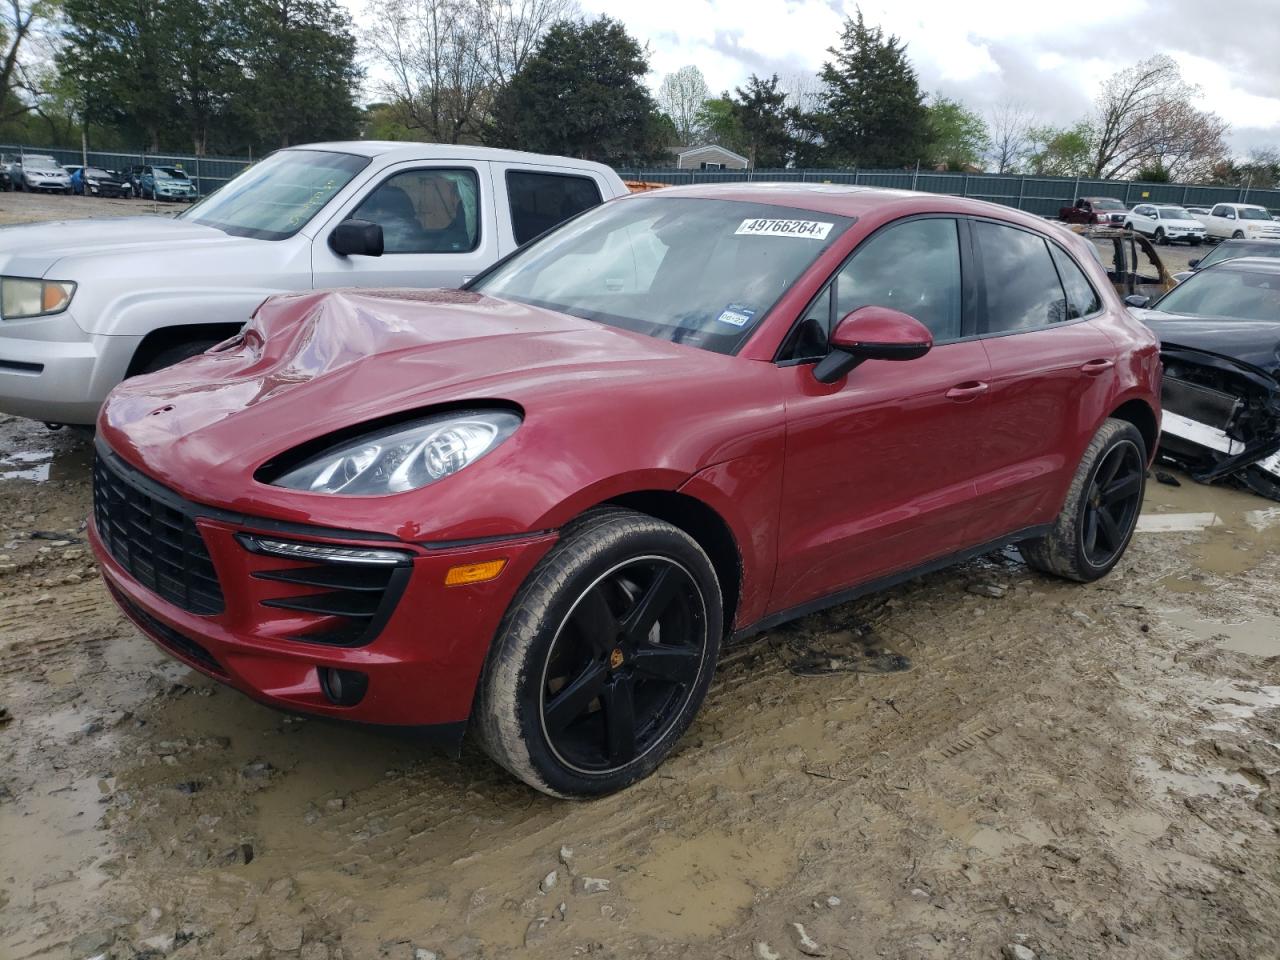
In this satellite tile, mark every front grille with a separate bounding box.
[108,584,226,677]
[93,453,225,615]
[252,560,410,647]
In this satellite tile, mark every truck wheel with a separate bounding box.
[1154,228,1165,244]
[136,339,220,376]
[475,507,722,798]
[1020,419,1146,583]
[1232,230,1245,239]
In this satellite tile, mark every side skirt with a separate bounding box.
[730,524,1053,644]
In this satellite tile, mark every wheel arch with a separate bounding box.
[125,322,245,378]
[601,490,743,637]
[1108,398,1159,463]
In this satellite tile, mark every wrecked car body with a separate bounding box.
[1130,257,1280,500]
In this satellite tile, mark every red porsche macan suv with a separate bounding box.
[91,185,1161,797]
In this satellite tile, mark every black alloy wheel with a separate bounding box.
[540,556,706,774]
[1081,439,1144,568]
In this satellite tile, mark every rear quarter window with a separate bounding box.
[507,171,603,246]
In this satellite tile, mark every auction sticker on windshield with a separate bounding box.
[735,218,834,240]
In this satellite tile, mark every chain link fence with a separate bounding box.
[617,167,1280,216]
[1,144,252,197]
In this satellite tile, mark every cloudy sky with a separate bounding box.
[345,0,1280,156]
[571,0,1280,156]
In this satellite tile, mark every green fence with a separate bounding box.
[617,167,1280,216]
[1,144,252,197]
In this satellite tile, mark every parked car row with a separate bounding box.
[1057,195,1280,245]
[0,154,201,201]
[7,140,1280,798]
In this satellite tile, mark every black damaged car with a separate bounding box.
[1126,258,1280,499]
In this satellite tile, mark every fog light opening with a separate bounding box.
[320,667,369,707]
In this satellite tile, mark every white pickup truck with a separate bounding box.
[0,141,627,425]
[1194,202,1280,242]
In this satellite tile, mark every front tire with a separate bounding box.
[1233,230,1245,239]
[1154,227,1165,244]
[475,508,722,798]
[1021,419,1146,582]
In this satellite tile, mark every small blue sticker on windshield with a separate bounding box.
[717,304,756,327]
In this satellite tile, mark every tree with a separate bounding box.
[693,95,743,153]
[477,0,579,87]
[657,65,708,145]
[730,73,792,168]
[987,101,1035,174]
[2,0,58,122]
[1026,123,1093,177]
[924,94,989,170]
[488,16,668,165]
[813,10,928,168]
[1210,148,1280,190]
[1089,55,1228,179]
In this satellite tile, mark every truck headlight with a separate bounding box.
[0,278,76,320]
[270,409,521,495]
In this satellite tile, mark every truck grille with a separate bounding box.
[93,453,225,615]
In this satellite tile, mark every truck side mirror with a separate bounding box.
[329,219,384,257]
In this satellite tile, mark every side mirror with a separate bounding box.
[328,219,384,257]
[814,306,933,384]
[1188,258,1201,269]
[1124,294,1151,308]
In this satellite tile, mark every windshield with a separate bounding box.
[1157,206,1193,219]
[179,149,370,241]
[1093,198,1125,210]
[85,167,110,178]
[1155,266,1280,321]
[473,196,852,355]
[1241,207,1273,221]
[157,167,188,180]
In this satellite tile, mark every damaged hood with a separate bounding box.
[98,288,753,519]
[1134,309,1280,379]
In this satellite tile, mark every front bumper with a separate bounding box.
[0,322,138,424]
[89,444,557,732]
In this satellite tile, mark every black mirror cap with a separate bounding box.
[1124,294,1151,308]
[329,219,384,257]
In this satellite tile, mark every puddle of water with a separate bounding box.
[624,830,793,938]
[1140,471,1280,577]
[0,447,52,481]
[1134,755,1258,797]
[1161,608,1280,658]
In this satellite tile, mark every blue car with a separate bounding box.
[137,165,198,202]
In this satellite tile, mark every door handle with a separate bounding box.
[1081,358,1115,376]
[945,381,989,402]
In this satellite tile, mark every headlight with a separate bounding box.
[87,178,99,185]
[272,409,521,495]
[0,277,76,320]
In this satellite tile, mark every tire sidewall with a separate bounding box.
[1072,425,1146,578]
[485,515,722,797]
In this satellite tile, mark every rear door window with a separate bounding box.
[353,168,480,254]
[1048,244,1102,319]
[507,171,603,246]
[974,221,1068,333]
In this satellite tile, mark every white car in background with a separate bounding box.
[1124,203,1207,245]
[0,141,627,426]
[1194,203,1280,241]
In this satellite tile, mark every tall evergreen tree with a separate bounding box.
[813,11,928,168]
[730,74,793,168]
[488,16,669,165]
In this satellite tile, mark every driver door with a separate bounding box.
[771,216,993,611]
[311,161,499,290]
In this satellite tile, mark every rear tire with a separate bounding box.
[475,508,722,798]
[1021,419,1146,582]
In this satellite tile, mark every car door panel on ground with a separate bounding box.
[311,161,500,290]
[968,219,1120,543]
[773,216,994,611]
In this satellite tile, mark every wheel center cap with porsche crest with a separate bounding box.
[610,648,625,669]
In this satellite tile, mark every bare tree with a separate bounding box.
[363,0,571,144]
[1,0,58,121]
[657,65,709,145]
[1089,55,1227,179]
[777,70,822,115]
[986,100,1035,174]
[477,0,578,88]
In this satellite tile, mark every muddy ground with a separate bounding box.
[0,191,176,226]
[0,199,1276,960]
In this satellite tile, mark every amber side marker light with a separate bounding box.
[445,559,507,586]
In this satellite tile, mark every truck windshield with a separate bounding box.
[473,196,851,355]
[1093,199,1125,210]
[1240,208,1273,221]
[180,149,370,241]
